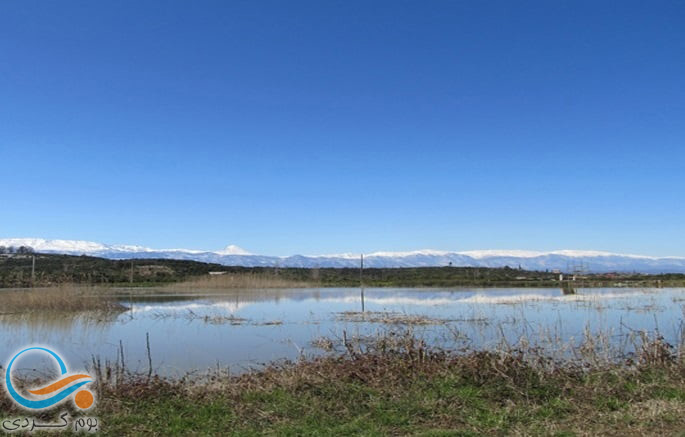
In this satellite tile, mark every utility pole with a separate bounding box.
[129,260,134,284]
[31,255,36,286]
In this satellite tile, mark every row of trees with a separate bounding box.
[0,246,35,254]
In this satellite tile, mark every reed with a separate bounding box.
[0,285,126,313]
[169,272,315,291]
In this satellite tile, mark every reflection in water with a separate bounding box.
[0,287,682,377]
[0,311,120,330]
[0,311,119,345]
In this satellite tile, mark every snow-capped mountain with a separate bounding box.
[2,238,685,273]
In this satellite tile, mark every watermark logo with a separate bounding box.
[4,347,95,410]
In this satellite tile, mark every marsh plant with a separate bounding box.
[169,272,315,291]
[0,285,126,313]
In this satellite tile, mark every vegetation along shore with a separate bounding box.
[2,330,685,435]
[2,253,685,289]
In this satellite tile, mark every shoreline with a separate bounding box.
[3,333,684,435]
[3,280,685,292]
[4,253,685,289]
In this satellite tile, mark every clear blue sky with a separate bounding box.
[1,1,684,256]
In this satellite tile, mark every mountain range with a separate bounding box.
[1,238,685,273]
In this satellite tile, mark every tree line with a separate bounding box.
[0,245,35,254]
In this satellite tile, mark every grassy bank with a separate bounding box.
[3,334,685,435]
[99,358,684,436]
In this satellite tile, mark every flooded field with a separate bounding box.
[2,287,684,377]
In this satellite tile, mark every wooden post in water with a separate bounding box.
[360,254,365,313]
[360,254,364,286]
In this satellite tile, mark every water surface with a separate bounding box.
[2,287,683,377]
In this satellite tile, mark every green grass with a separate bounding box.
[87,367,685,436]
[4,341,683,436]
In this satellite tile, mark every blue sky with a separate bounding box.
[1,1,684,256]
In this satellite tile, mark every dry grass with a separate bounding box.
[0,285,126,313]
[336,310,457,325]
[149,309,283,326]
[169,272,315,291]
[150,309,248,325]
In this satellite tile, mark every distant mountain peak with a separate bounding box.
[217,245,251,256]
